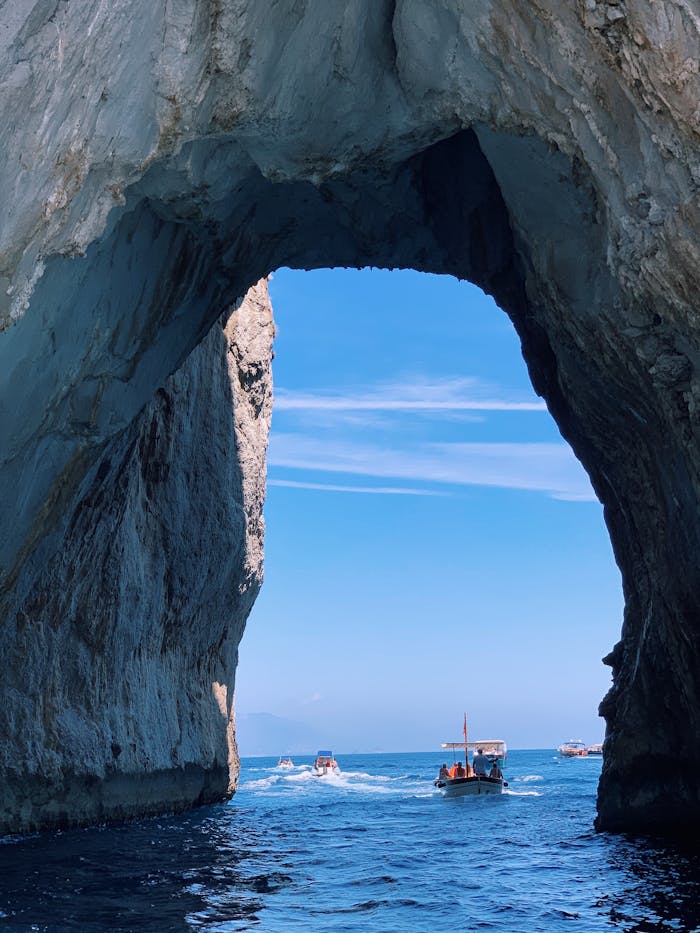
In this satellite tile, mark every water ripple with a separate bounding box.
[1,752,700,931]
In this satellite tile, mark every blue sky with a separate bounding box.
[234,268,623,755]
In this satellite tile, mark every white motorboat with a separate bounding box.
[313,750,339,776]
[434,716,507,797]
[586,743,603,756]
[277,756,294,768]
[558,739,588,757]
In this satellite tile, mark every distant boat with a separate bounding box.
[558,739,588,757]
[313,750,339,776]
[277,756,294,768]
[586,743,603,756]
[434,715,507,797]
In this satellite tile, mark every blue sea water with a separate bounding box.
[1,750,700,931]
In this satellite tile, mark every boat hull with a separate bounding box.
[435,776,504,797]
[558,740,588,757]
[313,764,339,777]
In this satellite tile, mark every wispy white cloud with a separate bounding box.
[274,376,547,414]
[268,433,597,502]
[268,479,448,496]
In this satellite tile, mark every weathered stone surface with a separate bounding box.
[0,1,699,835]
[0,280,273,832]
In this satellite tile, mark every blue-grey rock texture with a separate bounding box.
[0,280,273,832]
[0,0,699,835]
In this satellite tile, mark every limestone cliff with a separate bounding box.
[0,281,273,832]
[0,1,699,835]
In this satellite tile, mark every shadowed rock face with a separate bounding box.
[0,280,273,832]
[0,1,699,835]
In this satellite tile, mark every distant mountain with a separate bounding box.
[235,712,324,757]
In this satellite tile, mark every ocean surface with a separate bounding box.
[1,750,700,932]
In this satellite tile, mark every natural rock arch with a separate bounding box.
[0,1,699,837]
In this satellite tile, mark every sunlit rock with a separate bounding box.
[0,1,699,834]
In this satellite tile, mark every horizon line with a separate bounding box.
[237,746,601,757]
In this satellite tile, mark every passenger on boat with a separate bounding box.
[489,762,502,780]
[438,763,450,780]
[455,761,467,778]
[472,748,489,777]
[448,763,458,778]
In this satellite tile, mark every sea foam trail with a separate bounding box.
[316,771,396,794]
[241,760,542,799]
[241,767,416,798]
[241,776,282,790]
[334,770,391,782]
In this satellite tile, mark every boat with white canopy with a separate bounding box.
[558,739,588,757]
[434,715,507,797]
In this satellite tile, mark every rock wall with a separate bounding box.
[0,1,699,835]
[0,281,273,833]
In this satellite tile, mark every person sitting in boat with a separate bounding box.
[455,761,467,778]
[448,763,458,778]
[472,748,490,777]
[489,762,502,780]
[438,763,450,780]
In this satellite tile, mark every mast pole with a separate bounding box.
[463,712,468,775]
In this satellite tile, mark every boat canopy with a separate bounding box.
[316,750,333,757]
[442,740,506,756]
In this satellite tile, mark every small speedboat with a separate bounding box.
[586,743,603,756]
[434,716,507,797]
[277,756,294,768]
[558,740,588,757]
[313,750,339,776]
